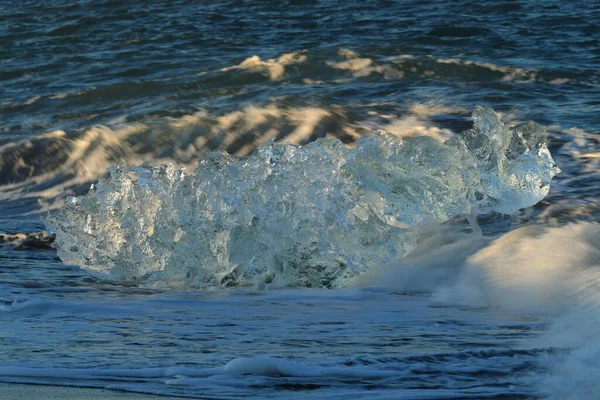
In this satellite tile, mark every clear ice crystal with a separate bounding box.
[45,107,559,288]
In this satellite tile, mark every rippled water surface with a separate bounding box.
[1,0,599,398]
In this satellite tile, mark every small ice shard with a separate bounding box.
[45,107,559,288]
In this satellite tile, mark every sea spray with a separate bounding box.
[45,106,559,288]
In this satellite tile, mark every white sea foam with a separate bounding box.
[190,48,587,87]
[359,222,600,310]
[357,221,600,399]
[359,103,469,141]
[216,52,308,80]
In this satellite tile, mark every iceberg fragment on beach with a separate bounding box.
[45,106,559,288]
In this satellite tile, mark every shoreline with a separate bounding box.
[0,383,193,400]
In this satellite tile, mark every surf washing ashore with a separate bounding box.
[1,0,599,398]
[0,383,190,400]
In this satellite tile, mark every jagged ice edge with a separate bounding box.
[44,106,559,288]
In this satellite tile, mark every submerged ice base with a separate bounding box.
[45,107,559,288]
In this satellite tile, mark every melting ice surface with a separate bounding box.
[45,107,559,288]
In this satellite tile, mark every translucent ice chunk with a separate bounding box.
[45,107,559,288]
[454,105,560,214]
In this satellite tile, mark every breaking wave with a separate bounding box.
[45,107,559,288]
[355,220,600,400]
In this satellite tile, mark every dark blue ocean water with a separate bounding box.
[1,1,600,399]
[3,0,600,135]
